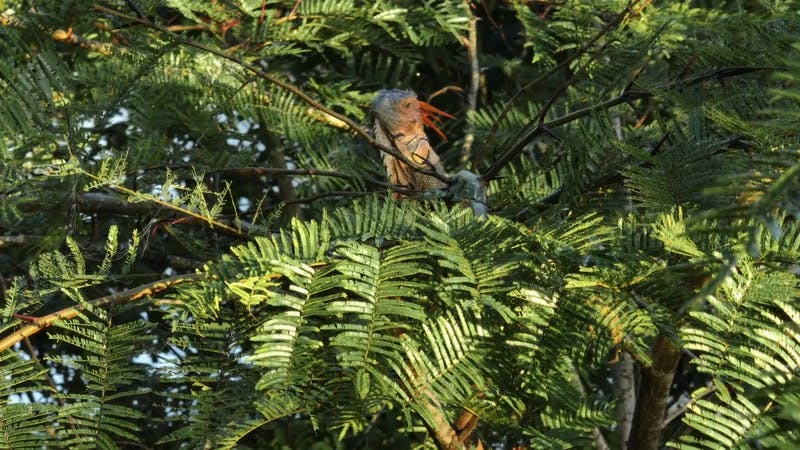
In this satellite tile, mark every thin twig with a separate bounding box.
[124,0,147,21]
[129,164,392,191]
[288,0,302,19]
[661,384,717,428]
[217,167,358,181]
[479,37,611,171]
[52,28,113,55]
[81,170,249,238]
[482,89,649,181]
[0,274,202,352]
[662,384,718,427]
[460,1,480,168]
[536,41,611,127]
[511,128,671,219]
[22,337,63,402]
[482,62,775,182]
[92,4,451,185]
[262,190,377,211]
[648,130,671,158]
[477,0,640,161]
[223,168,394,191]
[678,66,783,86]
[477,0,513,54]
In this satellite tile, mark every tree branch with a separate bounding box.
[75,192,159,215]
[81,170,250,238]
[481,89,649,181]
[52,28,112,54]
[261,190,376,211]
[0,274,201,352]
[460,1,480,168]
[455,410,479,443]
[571,366,610,450]
[627,334,682,450]
[679,66,783,86]
[422,397,464,450]
[479,61,777,182]
[92,4,451,185]
[259,125,300,220]
[132,164,361,181]
[477,0,641,160]
[661,383,718,427]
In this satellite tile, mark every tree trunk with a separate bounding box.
[627,334,682,450]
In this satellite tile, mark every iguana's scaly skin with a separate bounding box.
[370,90,489,218]
[371,90,448,197]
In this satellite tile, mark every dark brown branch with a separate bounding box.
[460,2,480,168]
[124,0,147,21]
[92,4,451,185]
[679,66,783,86]
[627,334,682,450]
[482,62,776,182]
[22,336,78,433]
[0,273,201,352]
[76,192,158,215]
[52,28,113,55]
[649,129,671,158]
[22,337,60,399]
[260,126,300,220]
[261,190,377,212]
[477,0,640,160]
[535,40,611,128]
[511,128,671,219]
[482,90,649,181]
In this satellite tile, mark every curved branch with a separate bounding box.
[0,273,202,352]
[481,90,649,181]
[82,171,250,238]
[459,1,480,167]
[477,0,641,160]
[131,164,361,181]
[481,64,778,182]
[92,4,451,185]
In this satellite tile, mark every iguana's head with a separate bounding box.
[370,90,452,141]
[370,90,452,195]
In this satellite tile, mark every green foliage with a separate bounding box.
[1,0,799,449]
[176,197,619,447]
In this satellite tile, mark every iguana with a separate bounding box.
[370,89,452,198]
[370,89,488,448]
[370,89,488,217]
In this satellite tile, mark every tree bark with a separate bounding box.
[613,352,636,448]
[627,334,682,450]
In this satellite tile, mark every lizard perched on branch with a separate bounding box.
[370,89,453,198]
[370,89,488,217]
